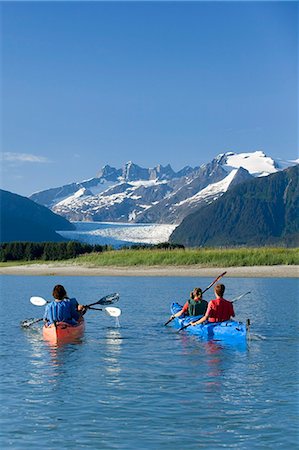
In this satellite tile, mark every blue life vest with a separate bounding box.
[44,298,80,325]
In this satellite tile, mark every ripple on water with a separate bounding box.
[0,276,298,449]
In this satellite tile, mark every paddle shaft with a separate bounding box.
[21,318,44,328]
[164,271,227,326]
[201,271,227,294]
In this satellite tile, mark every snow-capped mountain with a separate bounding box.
[29,151,298,224]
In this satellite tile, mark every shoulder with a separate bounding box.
[223,298,232,305]
[69,297,79,306]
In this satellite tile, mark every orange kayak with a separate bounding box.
[43,320,85,344]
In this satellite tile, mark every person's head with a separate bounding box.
[52,284,67,300]
[214,284,225,297]
[193,287,202,299]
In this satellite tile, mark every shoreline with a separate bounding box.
[0,264,298,278]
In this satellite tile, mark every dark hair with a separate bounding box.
[52,284,67,300]
[214,284,225,297]
[193,288,202,297]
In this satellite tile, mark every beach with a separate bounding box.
[0,264,298,277]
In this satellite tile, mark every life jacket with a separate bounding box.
[207,297,234,322]
[188,298,208,316]
[44,298,79,325]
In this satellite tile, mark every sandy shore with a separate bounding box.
[0,264,298,277]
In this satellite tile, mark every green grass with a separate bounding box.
[1,247,298,268]
[0,260,51,267]
[71,247,299,267]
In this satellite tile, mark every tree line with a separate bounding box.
[0,241,112,262]
[0,241,185,262]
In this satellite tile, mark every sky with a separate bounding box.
[1,1,298,196]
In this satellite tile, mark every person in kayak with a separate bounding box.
[44,284,86,326]
[169,287,208,321]
[190,283,235,326]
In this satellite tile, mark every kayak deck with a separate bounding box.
[171,302,247,341]
[43,320,85,344]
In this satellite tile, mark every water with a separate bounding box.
[0,275,298,449]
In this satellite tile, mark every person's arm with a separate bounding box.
[230,302,235,318]
[69,298,81,321]
[175,301,189,318]
[190,312,208,326]
[78,304,87,316]
[43,305,48,322]
[167,301,189,322]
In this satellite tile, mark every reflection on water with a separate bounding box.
[104,328,122,380]
[175,330,249,393]
[24,326,84,389]
[1,276,298,449]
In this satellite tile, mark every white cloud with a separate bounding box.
[1,152,51,163]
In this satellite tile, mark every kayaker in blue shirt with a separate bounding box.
[44,284,86,326]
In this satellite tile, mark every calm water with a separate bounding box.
[0,275,298,449]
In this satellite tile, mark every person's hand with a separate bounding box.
[78,305,87,314]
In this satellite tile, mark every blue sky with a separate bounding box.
[1,1,298,196]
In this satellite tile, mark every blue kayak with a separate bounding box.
[170,302,247,341]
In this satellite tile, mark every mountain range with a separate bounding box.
[30,151,298,225]
[170,165,299,247]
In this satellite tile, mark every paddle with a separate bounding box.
[178,290,251,332]
[22,293,121,328]
[21,306,121,328]
[164,271,227,326]
[21,318,44,328]
[30,292,120,307]
[85,306,122,317]
[229,291,251,303]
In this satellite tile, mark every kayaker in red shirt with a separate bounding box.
[190,284,235,326]
[168,287,208,321]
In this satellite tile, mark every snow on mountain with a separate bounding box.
[30,151,298,225]
[223,150,278,176]
[176,169,239,207]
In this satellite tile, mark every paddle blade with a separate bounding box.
[30,296,47,306]
[97,293,120,305]
[104,307,121,317]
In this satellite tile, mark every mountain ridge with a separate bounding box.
[169,165,299,247]
[0,189,75,242]
[29,151,298,224]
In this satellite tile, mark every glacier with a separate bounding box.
[57,221,177,247]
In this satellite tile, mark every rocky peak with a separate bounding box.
[97,165,120,180]
[122,162,150,181]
